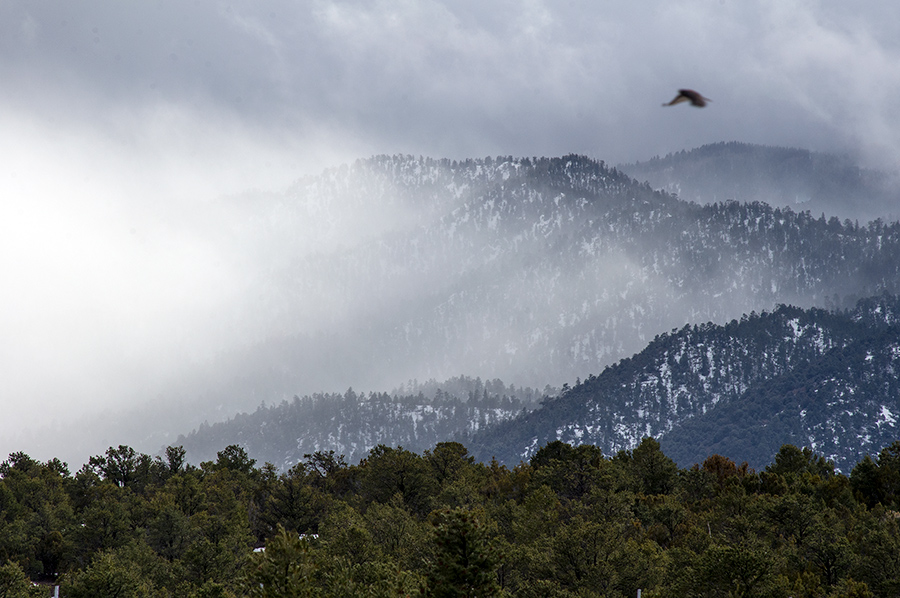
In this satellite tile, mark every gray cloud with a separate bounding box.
[2,0,899,463]
[3,1,899,164]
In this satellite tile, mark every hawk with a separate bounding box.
[663,89,710,108]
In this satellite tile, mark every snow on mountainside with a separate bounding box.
[177,377,540,468]
[169,149,900,471]
[196,152,900,420]
[468,295,900,472]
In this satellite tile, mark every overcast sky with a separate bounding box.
[2,1,900,463]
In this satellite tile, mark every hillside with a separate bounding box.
[161,150,900,472]
[192,152,900,420]
[177,295,900,473]
[176,376,542,468]
[467,294,900,471]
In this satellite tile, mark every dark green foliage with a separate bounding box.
[530,441,604,500]
[211,445,257,476]
[87,445,148,489]
[850,441,900,509]
[2,440,900,597]
[425,442,475,487]
[686,539,787,597]
[245,526,319,598]
[0,560,43,598]
[427,508,500,598]
[624,437,679,495]
[359,445,437,515]
[61,541,173,598]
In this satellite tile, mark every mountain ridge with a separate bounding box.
[176,376,541,468]
[466,294,900,471]
[206,150,900,407]
[161,145,900,472]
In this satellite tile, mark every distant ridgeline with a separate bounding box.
[621,141,900,222]
[467,293,900,472]
[177,376,544,469]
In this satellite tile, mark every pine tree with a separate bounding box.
[245,526,319,598]
[427,509,501,598]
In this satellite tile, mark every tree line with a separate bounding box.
[2,438,900,597]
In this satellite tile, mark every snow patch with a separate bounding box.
[878,406,897,427]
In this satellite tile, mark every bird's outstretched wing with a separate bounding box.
[663,89,710,107]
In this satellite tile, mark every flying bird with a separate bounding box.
[663,89,711,108]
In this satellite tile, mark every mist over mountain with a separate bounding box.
[198,149,898,404]
[620,142,900,223]
[17,144,900,466]
[158,145,900,472]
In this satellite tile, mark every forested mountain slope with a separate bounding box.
[620,142,900,222]
[198,153,900,416]
[177,376,541,468]
[180,295,900,475]
[467,294,900,471]
[159,152,900,472]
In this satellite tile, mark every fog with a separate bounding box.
[2,1,900,465]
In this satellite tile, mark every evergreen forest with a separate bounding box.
[3,439,900,597]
